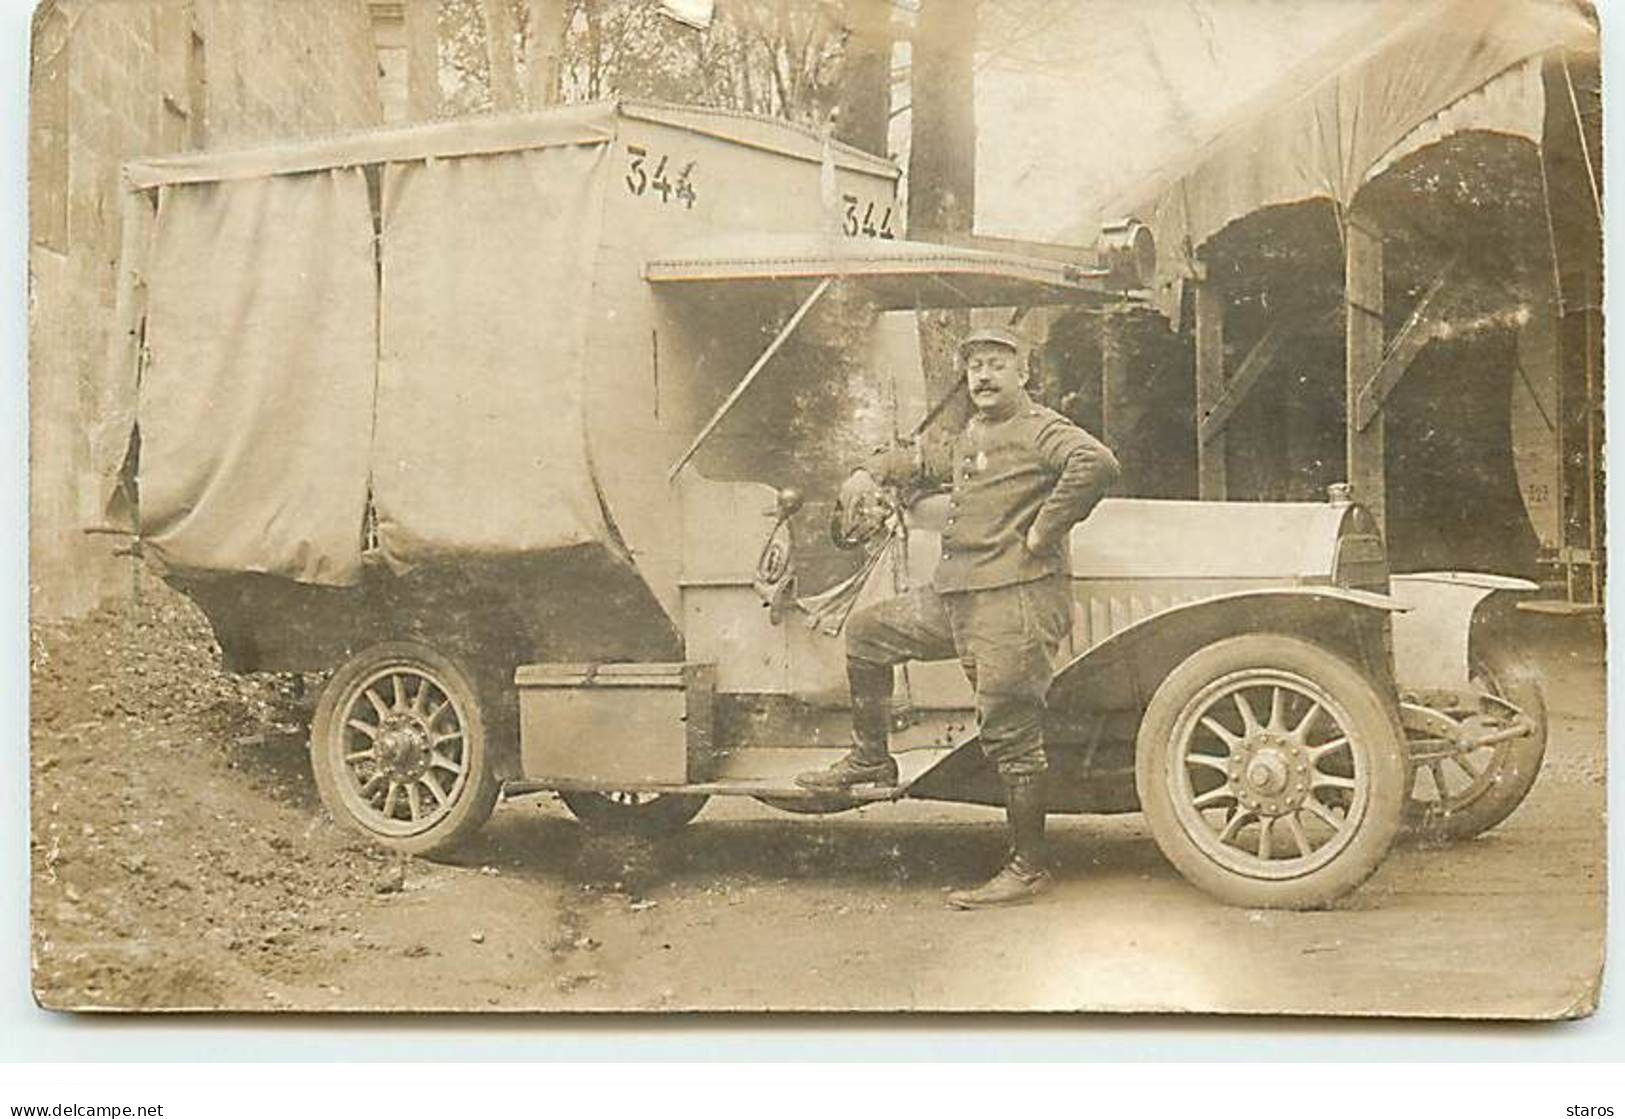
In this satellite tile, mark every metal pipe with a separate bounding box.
[667,275,834,481]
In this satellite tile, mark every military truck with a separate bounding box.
[98,101,1545,909]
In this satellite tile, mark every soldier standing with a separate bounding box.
[797,326,1120,908]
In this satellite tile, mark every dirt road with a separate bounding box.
[29,582,1603,1016]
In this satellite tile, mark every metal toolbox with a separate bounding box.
[515,662,715,786]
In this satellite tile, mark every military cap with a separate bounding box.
[959,325,1027,357]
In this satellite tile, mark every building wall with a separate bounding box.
[29,0,384,619]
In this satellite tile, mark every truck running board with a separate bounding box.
[501,777,907,803]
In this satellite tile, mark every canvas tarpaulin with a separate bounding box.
[1106,0,1595,317]
[373,143,612,569]
[138,168,377,585]
[132,133,616,586]
[122,102,618,189]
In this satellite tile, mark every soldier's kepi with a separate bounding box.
[797,324,1121,908]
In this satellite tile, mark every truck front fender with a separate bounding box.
[1045,587,1404,717]
[1389,572,1539,695]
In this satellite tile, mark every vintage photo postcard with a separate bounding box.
[28,0,1603,1014]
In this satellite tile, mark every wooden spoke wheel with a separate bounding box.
[1404,647,1548,842]
[1136,635,1407,910]
[311,642,500,856]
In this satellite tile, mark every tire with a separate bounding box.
[559,790,709,836]
[1135,634,1408,910]
[311,641,501,857]
[1403,647,1548,842]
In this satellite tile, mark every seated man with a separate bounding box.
[796,326,1120,908]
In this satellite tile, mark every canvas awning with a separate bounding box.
[645,233,1115,308]
[1100,0,1596,317]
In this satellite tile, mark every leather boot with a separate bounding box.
[946,774,1053,908]
[795,660,899,790]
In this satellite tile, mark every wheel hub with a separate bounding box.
[376,715,433,780]
[1231,733,1311,817]
[1246,752,1289,795]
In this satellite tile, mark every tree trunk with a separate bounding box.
[834,0,891,156]
[404,0,442,120]
[525,0,566,106]
[481,0,521,110]
[584,0,603,100]
[908,0,976,241]
[908,0,978,418]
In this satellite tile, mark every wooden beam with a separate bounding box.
[1353,257,1457,431]
[1198,319,1288,446]
[1345,216,1385,532]
[1194,278,1226,499]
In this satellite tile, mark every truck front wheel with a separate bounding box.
[1135,634,1407,909]
[1403,646,1548,842]
[311,641,501,856]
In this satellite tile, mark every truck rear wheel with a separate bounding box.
[311,641,501,856]
[559,790,708,836]
[1135,634,1407,910]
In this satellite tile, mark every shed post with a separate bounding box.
[1194,278,1226,499]
[1345,213,1386,533]
[1101,305,1132,453]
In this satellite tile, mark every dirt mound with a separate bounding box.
[29,572,400,1010]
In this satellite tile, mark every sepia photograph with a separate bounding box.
[25,0,1605,1016]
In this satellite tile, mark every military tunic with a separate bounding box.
[846,394,1120,777]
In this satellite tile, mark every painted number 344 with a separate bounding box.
[842,193,895,239]
[626,146,697,208]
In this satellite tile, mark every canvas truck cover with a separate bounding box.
[104,100,1112,618]
[102,101,905,592]
[106,105,625,586]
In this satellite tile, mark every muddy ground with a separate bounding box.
[28,572,1604,1015]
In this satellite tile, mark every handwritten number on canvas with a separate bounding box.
[625,146,648,196]
[627,148,698,209]
[650,155,673,202]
